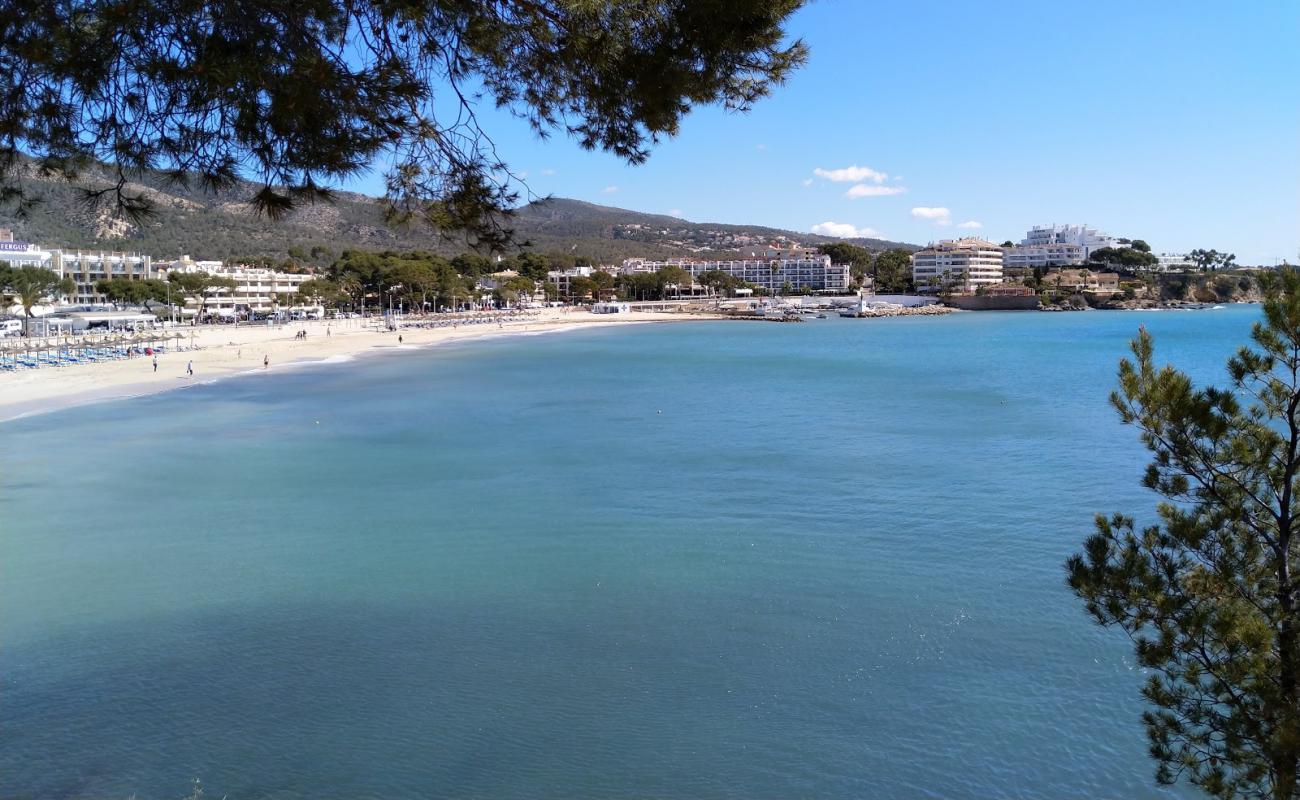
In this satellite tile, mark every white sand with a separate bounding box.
[0,308,716,422]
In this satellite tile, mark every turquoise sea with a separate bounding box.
[1,307,1259,799]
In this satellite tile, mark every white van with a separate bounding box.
[0,319,22,338]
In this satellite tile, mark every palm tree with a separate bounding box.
[10,267,74,317]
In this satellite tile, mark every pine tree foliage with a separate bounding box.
[0,1,806,248]
[1068,269,1300,799]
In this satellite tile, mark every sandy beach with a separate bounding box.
[0,307,715,422]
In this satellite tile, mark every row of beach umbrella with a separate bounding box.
[0,331,197,371]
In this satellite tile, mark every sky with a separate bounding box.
[344,0,1299,264]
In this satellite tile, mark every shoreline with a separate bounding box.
[0,309,715,424]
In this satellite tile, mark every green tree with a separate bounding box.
[168,271,237,323]
[297,278,347,310]
[517,252,553,283]
[1190,249,1222,272]
[817,243,873,284]
[567,275,597,301]
[1130,239,1152,253]
[451,252,494,279]
[1,1,806,245]
[1067,270,1300,799]
[873,249,914,293]
[135,279,171,313]
[696,268,743,298]
[94,277,137,309]
[657,265,691,298]
[590,269,617,301]
[9,266,74,317]
[1090,247,1159,271]
[501,275,536,299]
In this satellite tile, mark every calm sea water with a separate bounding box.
[1,307,1258,799]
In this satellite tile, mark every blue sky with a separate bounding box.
[345,0,1298,264]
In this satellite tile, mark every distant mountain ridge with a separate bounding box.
[0,161,915,262]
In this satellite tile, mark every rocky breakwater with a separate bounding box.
[840,303,955,319]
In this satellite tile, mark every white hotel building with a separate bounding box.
[1001,224,1120,269]
[911,238,1005,293]
[1154,253,1194,272]
[1020,224,1118,259]
[161,256,315,317]
[0,234,158,305]
[621,250,851,293]
[1001,242,1086,269]
[0,230,313,317]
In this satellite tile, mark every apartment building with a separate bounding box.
[1002,243,1085,269]
[621,252,850,293]
[911,238,1005,293]
[0,235,159,305]
[162,257,315,317]
[1021,224,1118,259]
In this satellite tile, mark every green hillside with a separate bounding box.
[0,163,914,263]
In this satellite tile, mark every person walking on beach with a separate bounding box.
[186,360,193,378]
[398,334,403,344]
[152,354,158,373]
[263,354,269,369]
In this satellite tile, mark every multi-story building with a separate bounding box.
[161,257,314,317]
[1154,253,1193,272]
[1020,224,1118,259]
[546,266,597,297]
[0,232,159,305]
[911,238,1004,293]
[620,252,850,293]
[1002,243,1085,269]
[55,250,159,304]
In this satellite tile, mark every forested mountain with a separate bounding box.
[0,162,913,263]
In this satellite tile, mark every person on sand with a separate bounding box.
[398,335,403,344]
[264,355,269,369]
[186,360,193,378]
[152,354,158,373]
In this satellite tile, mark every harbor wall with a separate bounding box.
[943,295,1040,311]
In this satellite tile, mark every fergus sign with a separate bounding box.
[0,242,32,252]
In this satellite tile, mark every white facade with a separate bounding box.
[55,250,158,304]
[621,253,850,293]
[1021,224,1118,259]
[911,238,1005,293]
[0,231,318,317]
[162,258,314,316]
[1002,243,1085,269]
[1154,253,1193,272]
[0,239,158,305]
[546,266,597,296]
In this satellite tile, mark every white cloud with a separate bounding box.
[911,207,952,223]
[601,185,619,194]
[755,143,767,151]
[814,165,888,183]
[541,168,557,176]
[801,178,814,187]
[517,170,529,179]
[668,208,684,218]
[811,221,884,239]
[845,184,905,199]
[957,220,983,229]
